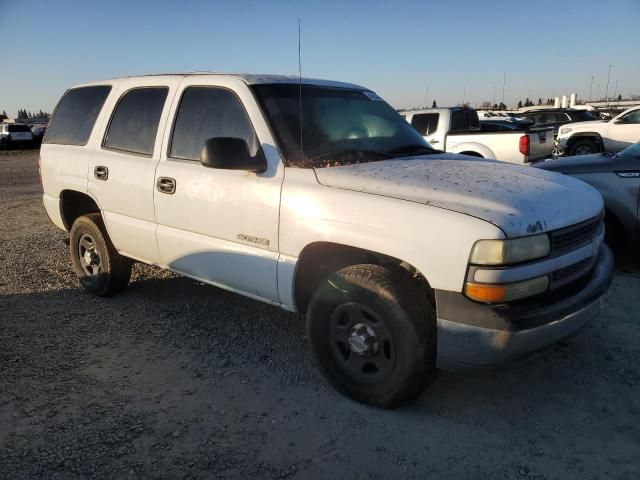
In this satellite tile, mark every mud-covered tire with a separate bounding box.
[306,264,437,408]
[569,138,599,156]
[69,214,132,296]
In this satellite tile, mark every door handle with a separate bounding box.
[94,166,109,181]
[430,139,440,144]
[156,177,176,194]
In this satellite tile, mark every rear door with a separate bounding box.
[88,78,181,264]
[411,113,441,147]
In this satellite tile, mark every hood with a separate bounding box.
[563,119,607,131]
[314,154,604,237]
[536,153,640,174]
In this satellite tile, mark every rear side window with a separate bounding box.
[411,113,439,135]
[170,87,260,161]
[8,125,32,133]
[45,86,111,145]
[103,87,168,156]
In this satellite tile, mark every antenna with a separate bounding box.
[298,18,304,164]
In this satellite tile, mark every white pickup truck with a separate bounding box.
[555,105,640,156]
[41,73,613,407]
[402,108,554,163]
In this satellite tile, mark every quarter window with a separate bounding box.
[170,87,260,161]
[45,86,111,146]
[103,87,168,156]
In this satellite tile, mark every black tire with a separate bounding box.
[569,138,599,156]
[604,215,625,253]
[69,213,132,296]
[306,264,437,408]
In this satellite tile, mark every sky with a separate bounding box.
[1,0,639,117]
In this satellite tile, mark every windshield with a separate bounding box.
[252,84,436,168]
[618,142,640,158]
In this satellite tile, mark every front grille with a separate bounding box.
[552,258,592,283]
[551,215,602,255]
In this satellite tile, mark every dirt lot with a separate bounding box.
[0,150,639,479]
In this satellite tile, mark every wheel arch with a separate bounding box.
[566,133,604,151]
[449,142,493,158]
[59,189,102,231]
[292,241,435,314]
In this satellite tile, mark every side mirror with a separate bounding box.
[613,118,626,125]
[200,137,267,173]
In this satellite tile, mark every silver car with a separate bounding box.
[536,142,640,252]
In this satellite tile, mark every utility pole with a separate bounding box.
[596,84,600,101]
[462,85,466,106]
[425,85,429,108]
[589,76,594,102]
[501,74,506,107]
[493,86,496,107]
[613,79,618,101]
[604,64,612,105]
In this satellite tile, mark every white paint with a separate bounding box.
[41,73,606,316]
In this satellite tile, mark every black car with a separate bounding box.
[519,108,598,137]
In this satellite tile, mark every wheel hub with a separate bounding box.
[348,323,379,356]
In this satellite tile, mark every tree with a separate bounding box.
[480,101,492,108]
[538,98,543,106]
[617,94,622,101]
[432,100,437,108]
[517,100,523,109]
[0,110,7,121]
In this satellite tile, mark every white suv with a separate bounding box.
[40,73,614,407]
[0,123,34,148]
[555,105,640,156]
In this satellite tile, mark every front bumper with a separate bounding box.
[436,245,614,367]
[554,137,569,156]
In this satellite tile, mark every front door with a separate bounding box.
[605,109,640,152]
[153,79,283,303]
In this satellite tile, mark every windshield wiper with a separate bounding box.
[309,149,392,164]
[387,144,439,157]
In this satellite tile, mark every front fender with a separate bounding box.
[277,169,503,311]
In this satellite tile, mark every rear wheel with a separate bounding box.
[306,264,437,408]
[70,214,132,296]
[569,138,599,156]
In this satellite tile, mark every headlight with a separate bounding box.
[560,127,572,135]
[465,276,549,303]
[469,234,550,265]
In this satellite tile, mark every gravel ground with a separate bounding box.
[1,150,639,479]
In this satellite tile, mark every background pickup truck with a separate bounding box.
[402,107,554,163]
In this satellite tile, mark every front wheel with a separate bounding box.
[569,138,599,156]
[306,264,437,408]
[69,214,132,296]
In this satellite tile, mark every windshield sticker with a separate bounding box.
[363,91,384,101]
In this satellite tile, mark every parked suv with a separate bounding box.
[518,108,599,138]
[41,74,614,407]
[555,106,640,157]
[0,123,34,149]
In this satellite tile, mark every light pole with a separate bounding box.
[493,86,496,107]
[501,74,506,108]
[604,64,612,104]
[589,76,594,102]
